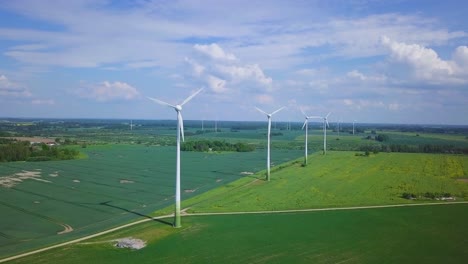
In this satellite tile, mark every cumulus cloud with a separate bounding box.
[0,75,32,97]
[381,36,468,84]
[76,81,140,102]
[185,43,273,101]
[193,43,237,61]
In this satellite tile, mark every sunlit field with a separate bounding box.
[0,144,302,258]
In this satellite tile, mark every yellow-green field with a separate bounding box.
[179,151,468,213]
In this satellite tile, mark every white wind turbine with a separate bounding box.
[130,120,135,131]
[353,120,357,135]
[147,88,203,228]
[320,112,331,155]
[255,106,285,181]
[301,109,321,165]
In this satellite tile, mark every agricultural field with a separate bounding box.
[1,119,467,262]
[0,144,303,258]
[3,151,468,263]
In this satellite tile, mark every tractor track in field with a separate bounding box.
[1,201,467,263]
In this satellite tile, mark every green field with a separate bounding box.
[3,151,467,263]
[2,121,468,262]
[0,144,302,258]
[8,204,468,264]
[180,151,468,213]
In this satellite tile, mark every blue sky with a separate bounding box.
[0,0,467,124]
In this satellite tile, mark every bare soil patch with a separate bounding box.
[120,179,134,184]
[114,237,146,250]
[0,170,50,188]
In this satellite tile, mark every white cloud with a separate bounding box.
[186,43,273,97]
[193,43,237,61]
[453,46,468,67]
[381,36,468,84]
[216,64,272,86]
[342,99,385,110]
[185,57,205,77]
[76,81,140,102]
[255,94,274,104]
[0,75,32,97]
[206,75,227,93]
[346,70,387,82]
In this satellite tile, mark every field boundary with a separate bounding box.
[2,201,467,263]
[185,201,468,217]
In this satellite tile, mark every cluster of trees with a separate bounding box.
[365,133,390,142]
[0,141,79,162]
[181,140,255,152]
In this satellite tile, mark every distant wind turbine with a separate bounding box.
[147,88,203,228]
[320,112,331,155]
[255,106,285,181]
[301,109,321,165]
[353,120,357,135]
[130,120,135,131]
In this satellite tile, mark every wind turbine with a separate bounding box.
[301,109,320,165]
[130,120,135,131]
[147,88,203,228]
[353,120,357,135]
[320,112,331,155]
[255,106,285,181]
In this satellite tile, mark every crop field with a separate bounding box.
[8,203,468,264]
[182,151,468,213]
[0,144,303,258]
[5,151,467,263]
[1,120,468,263]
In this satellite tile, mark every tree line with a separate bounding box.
[0,140,80,162]
[181,140,255,152]
[359,143,468,154]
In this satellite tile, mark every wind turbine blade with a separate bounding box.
[302,119,307,130]
[271,106,285,116]
[300,108,307,117]
[308,116,322,119]
[178,112,185,142]
[326,112,332,118]
[255,107,268,116]
[147,97,176,108]
[180,88,203,106]
[326,119,330,127]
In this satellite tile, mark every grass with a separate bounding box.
[8,203,468,264]
[179,151,468,213]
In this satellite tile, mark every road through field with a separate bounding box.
[1,201,467,263]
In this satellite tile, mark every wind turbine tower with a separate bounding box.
[256,106,285,181]
[301,109,320,165]
[353,120,356,135]
[321,113,331,155]
[147,88,203,228]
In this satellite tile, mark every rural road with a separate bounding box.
[1,201,467,263]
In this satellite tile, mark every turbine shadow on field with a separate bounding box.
[100,201,172,226]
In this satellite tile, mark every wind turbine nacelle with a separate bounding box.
[175,105,182,111]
